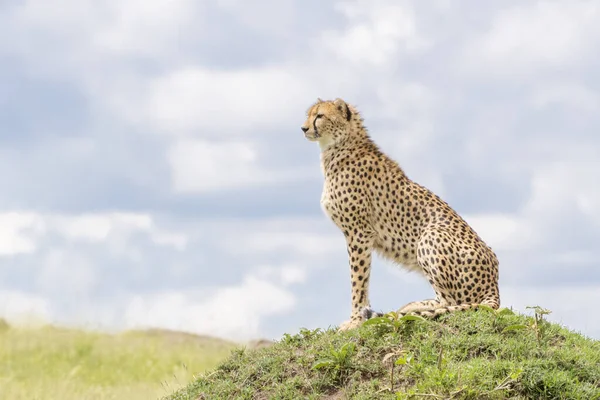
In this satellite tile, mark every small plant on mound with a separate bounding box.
[166,306,600,400]
[311,341,357,385]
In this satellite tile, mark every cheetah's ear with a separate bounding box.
[334,98,352,121]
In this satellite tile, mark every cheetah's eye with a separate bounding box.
[316,114,324,119]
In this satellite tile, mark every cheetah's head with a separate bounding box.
[301,98,354,149]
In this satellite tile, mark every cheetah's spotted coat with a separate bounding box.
[301,98,500,331]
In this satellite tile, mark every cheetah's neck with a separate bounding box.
[319,134,372,173]
[317,135,336,152]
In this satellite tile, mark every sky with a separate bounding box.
[0,0,599,342]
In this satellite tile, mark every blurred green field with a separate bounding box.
[0,320,237,400]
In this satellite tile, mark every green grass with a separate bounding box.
[166,307,600,400]
[0,321,236,400]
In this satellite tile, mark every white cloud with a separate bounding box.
[529,83,600,113]
[215,0,297,37]
[38,249,97,295]
[463,213,537,252]
[53,215,117,242]
[91,0,199,57]
[523,161,600,228]
[280,265,307,285]
[0,214,336,338]
[1,0,600,343]
[0,212,195,328]
[254,264,308,286]
[461,2,600,76]
[0,1,321,141]
[0,212,188,259]
[373,82,438,122]
[324,0,429,67]
[1,0,202,68]
[461,160,600,256]
[0,213,43,256]
[49,212,189,253]
[137,66,315,136]
[168,140,260,193]
[167,139,311,193]
[51,213,157,244]
[369,82,444,194]
[220,218,344,259]
[124,275,296,340]
[151,232,188,251]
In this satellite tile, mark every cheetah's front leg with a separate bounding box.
[338,232,375,331]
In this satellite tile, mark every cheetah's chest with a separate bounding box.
[321,182,343,225]
[320,184,333,216]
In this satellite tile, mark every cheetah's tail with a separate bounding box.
[361,301,499,321]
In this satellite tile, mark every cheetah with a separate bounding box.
[301,98,500,331]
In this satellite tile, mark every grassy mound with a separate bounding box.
[167,307,600,400]
[0,323,236,400]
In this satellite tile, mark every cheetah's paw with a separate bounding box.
[338,318,363,331]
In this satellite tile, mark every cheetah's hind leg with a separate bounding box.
[397,298,442,314]
[360,298,442,320]
[360,300,493,321]
[397,298,500,319]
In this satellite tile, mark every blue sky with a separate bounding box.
[0,0,599,341]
